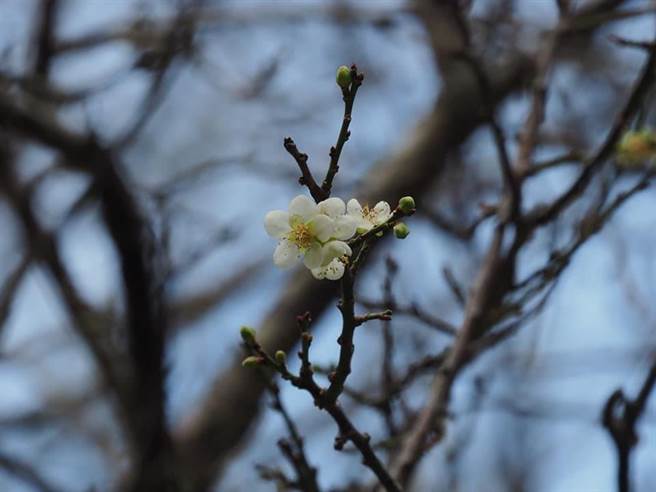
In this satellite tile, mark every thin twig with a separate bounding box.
[284,137,325,202]
[242,314,401,492]
[321,64,363,197]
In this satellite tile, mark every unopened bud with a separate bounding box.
[275,350,287,365]
[241,356,263,368]
[336,65,352,89]
[617,130,656,167]
[393,222,410,239]
[398,196,416,214]
[240,326,257,344]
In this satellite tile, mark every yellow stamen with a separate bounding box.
[288,223,314,250]
[362,205,377,223]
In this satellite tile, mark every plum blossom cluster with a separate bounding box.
[264,194,392,280]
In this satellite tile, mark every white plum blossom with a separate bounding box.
[317,197,357,240]
[264,195,355,277]
[347,198,391,233]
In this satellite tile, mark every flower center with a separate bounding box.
[288,223,315,250]
[362,205,375,222]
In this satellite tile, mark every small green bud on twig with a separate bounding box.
[240,326,257,344]
[398,196,416,214]
[275,350,287,365]
[241,356,264,368]
[336,65,352,89]
[393,222,410,239]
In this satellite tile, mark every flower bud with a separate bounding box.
[275,350,287,365]
[617,130,656,166]
[398,196,415,214]
[336,65,352,89]
[241,356,263,368]
[393,222,410,239]
[240,326,257,344]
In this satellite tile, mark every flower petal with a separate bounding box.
[324,258,346,280]
[321,240,352,266]
[318,197,345,218]
[264,210,291,238]
[311,266,326,279]
[303,244,323,269]
[289,195,317,221]
[273,241,299,268]
[308,214,334,242]
[372,201,391,224]
[333,215,357,240]
[347,198,363,217]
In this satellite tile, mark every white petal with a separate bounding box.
[264,210,291,238]
[311,258,345,280]
[324,258,346,280]
[308,214,334,242]
[273,241,299,268]
[347,198,363,217]
[354,216,372,233]
[318,197,345,218]
[289,195,317,221]
[321,241,352,266]
[333,215,357,240]
[303,244,323,269]
[372,201,391,224]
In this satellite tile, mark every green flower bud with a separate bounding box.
[398,196,415,214]
[617,129,656,167]
[393,222,410,239]
[275,350,286,365]
[240,326,257,344]
[336,65,352,89]
[241,356,263,368]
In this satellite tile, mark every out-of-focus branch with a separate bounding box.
[0,99,179,491]
[388,6,655,488]
[0,145,129,424]
[0,451,63,492]
[603,357,656,492]
[528,40,656,227]
[31,0,59,78]
[389,224,516,486]
[168,258,268,330]
[0,257,31,337]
